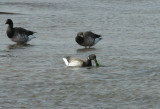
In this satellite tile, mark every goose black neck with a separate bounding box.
[7,23,14,38]
[85,59,92,66]
[9,22,13,28]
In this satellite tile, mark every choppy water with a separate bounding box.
[0,0,160,108]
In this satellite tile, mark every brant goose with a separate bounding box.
[63,54,99,67]
[5,19,36,44]
[75,31,102,48]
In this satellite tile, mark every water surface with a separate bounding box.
[0,0,160,108]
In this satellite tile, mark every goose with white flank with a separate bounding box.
[5,19,36,44]
[75,31,102,48]
[63,54,99,67]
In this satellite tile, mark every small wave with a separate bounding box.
[0,12,21,15]
[0,54,16,57]
[7,44,33,49]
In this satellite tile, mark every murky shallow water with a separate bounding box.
[0,0,160,108]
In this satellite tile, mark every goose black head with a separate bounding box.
[88,54,99,66]
[77,32,83,37]
[5,19,13,25]
[75,32,84,44]
[88,54,96,60]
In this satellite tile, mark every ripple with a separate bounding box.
[0,12,23,15]
[7,44,34,49]
[76,48,96,53]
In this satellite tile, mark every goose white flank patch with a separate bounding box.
[63,54,99,67]
[5,19,36,44]
[75,31,102,48]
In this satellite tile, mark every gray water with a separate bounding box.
[0,0,160,109]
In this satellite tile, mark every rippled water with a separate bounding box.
[0,0,160,108]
